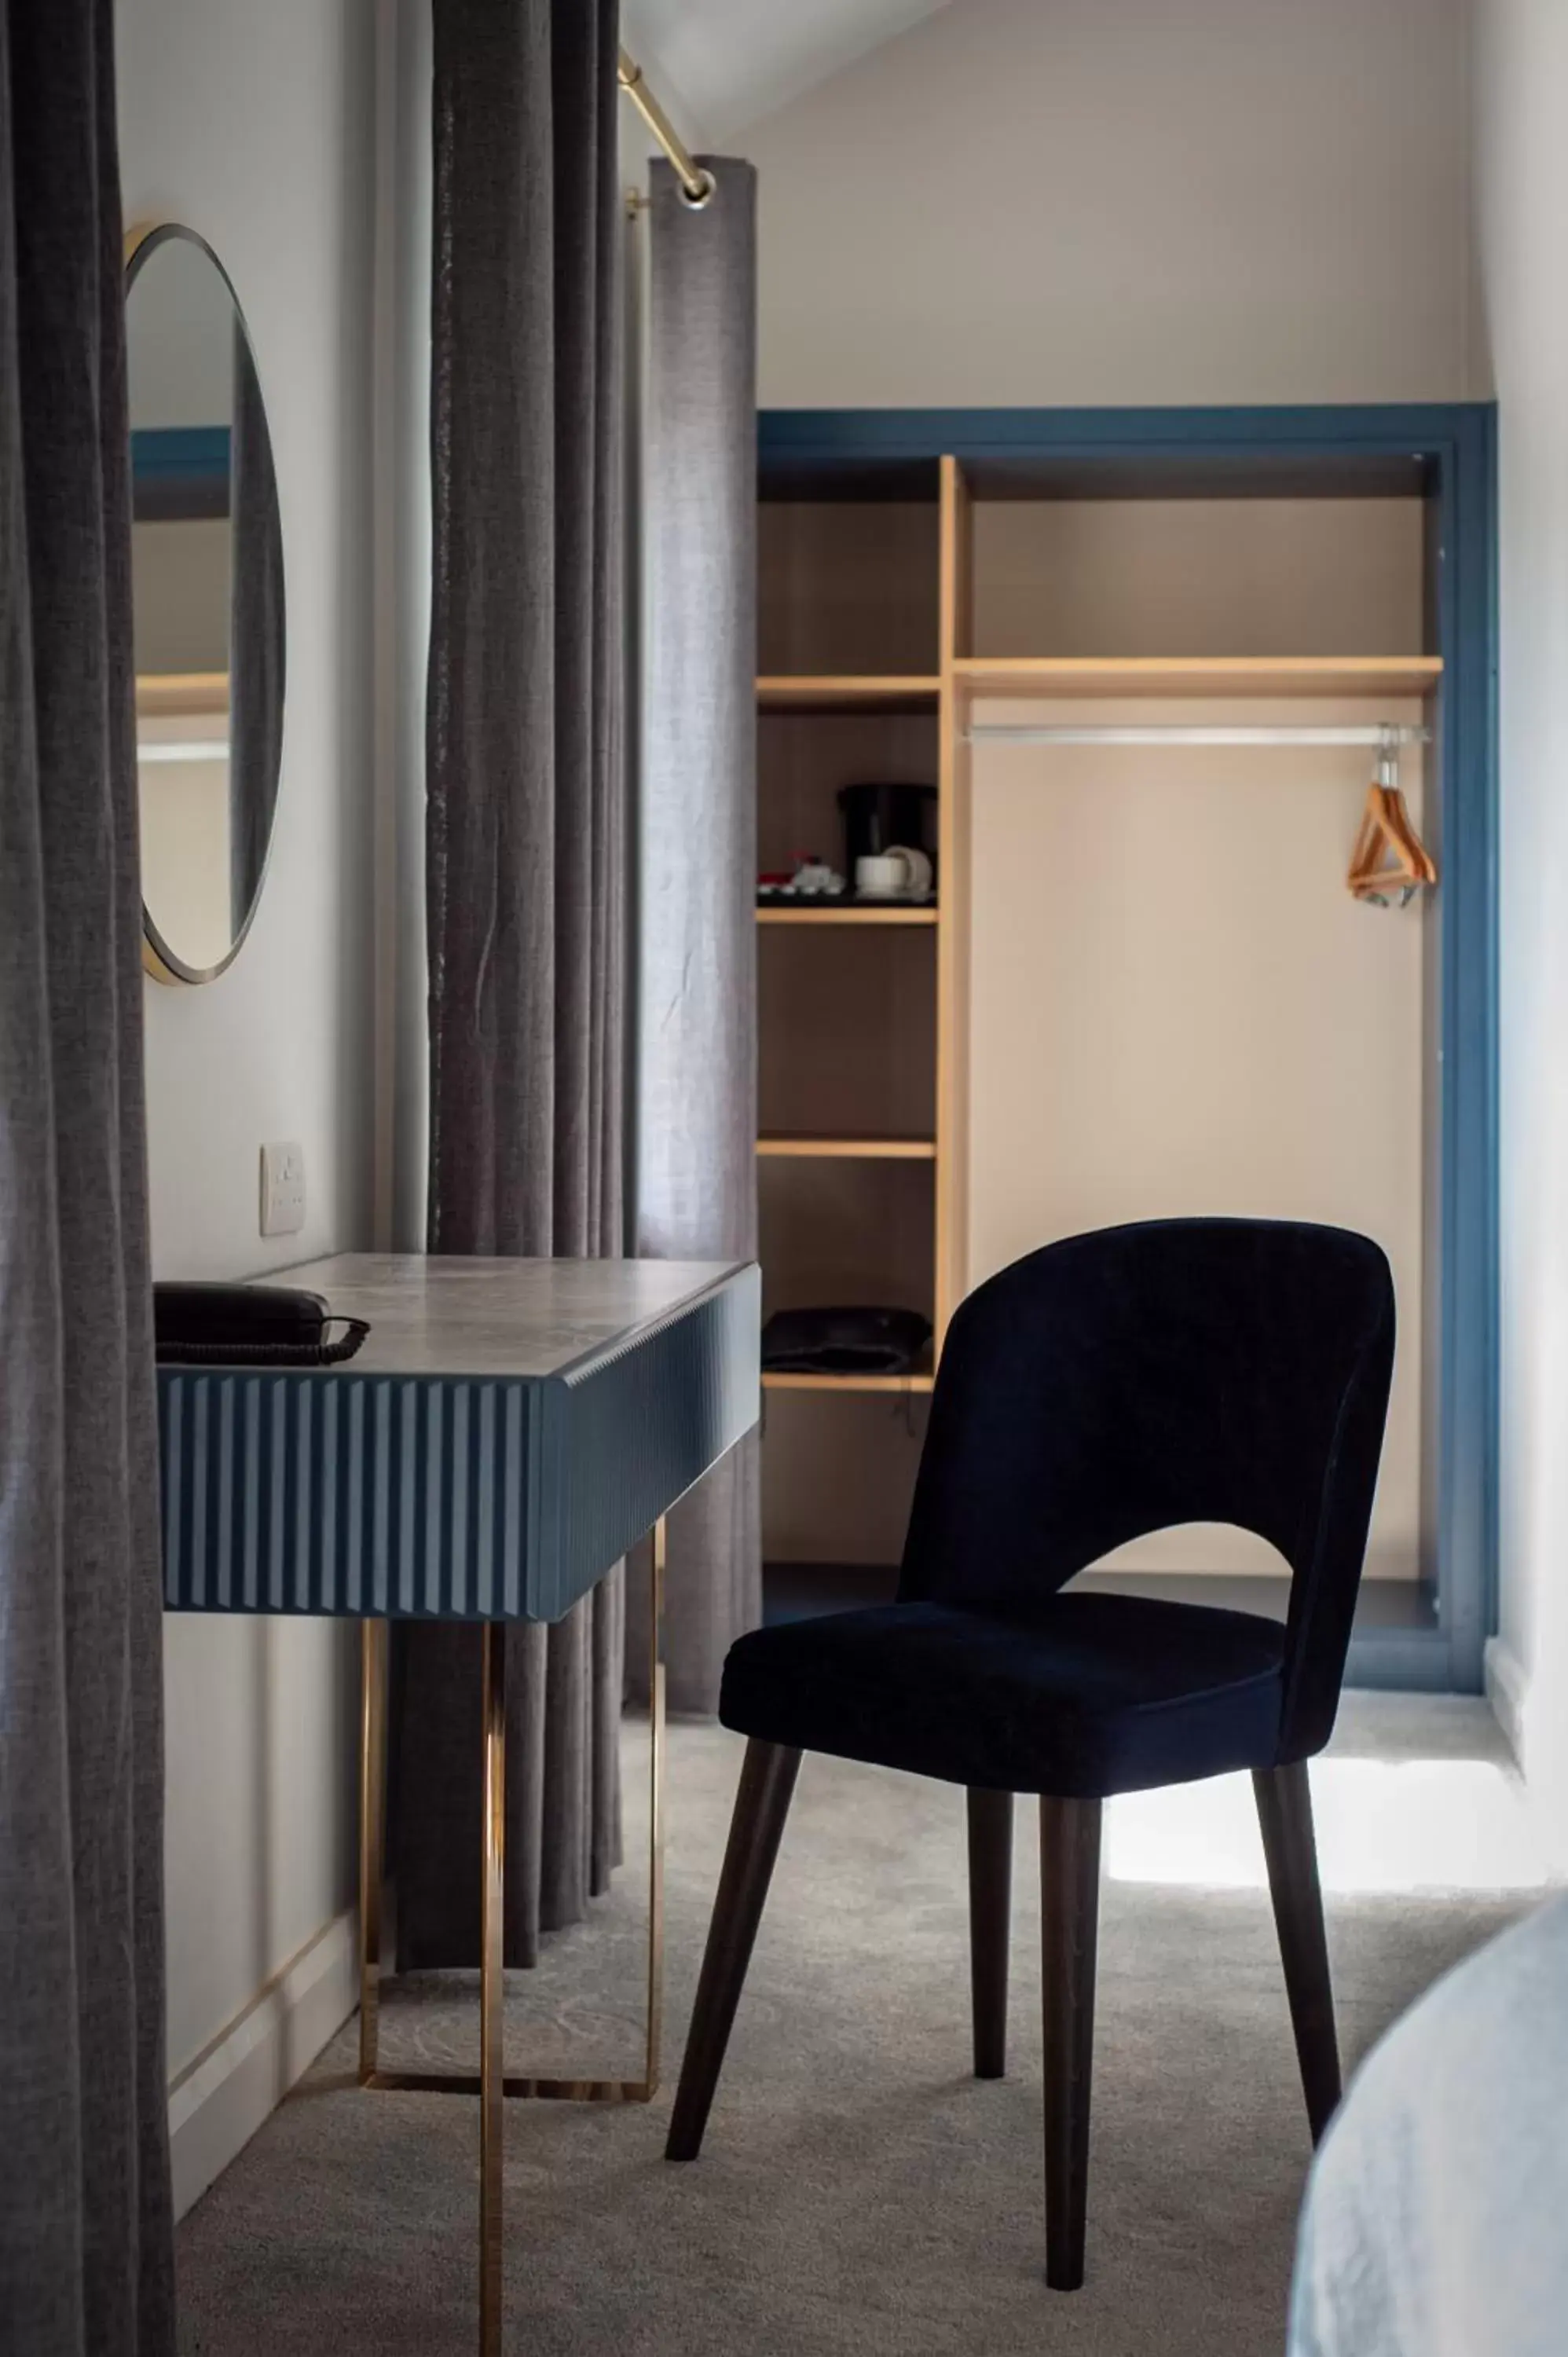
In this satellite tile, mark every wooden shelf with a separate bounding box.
[136,670,229,718]
[757,904,938,927]
[757,673,942,715]
[951,654,1444,700]
[763,1362,936,1395]
[756,1135,937,1160]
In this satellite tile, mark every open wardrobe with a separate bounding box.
[754,408,1497,1693]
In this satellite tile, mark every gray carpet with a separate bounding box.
[176,1699,1542,2356]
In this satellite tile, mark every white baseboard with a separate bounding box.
[1484,1634,1529,1768]
[167,1908,359,2221]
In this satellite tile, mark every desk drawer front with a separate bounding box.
[159,1372,538,1617]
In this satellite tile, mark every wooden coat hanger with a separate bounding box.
[1346,740,1437,906]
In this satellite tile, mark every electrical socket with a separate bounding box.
[259,1140,306,1237]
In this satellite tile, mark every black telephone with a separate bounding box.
[153,1282,370,1367]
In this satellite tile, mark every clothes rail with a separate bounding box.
[964,724,1431,748]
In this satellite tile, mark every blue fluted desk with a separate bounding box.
[158,1254,760,2355]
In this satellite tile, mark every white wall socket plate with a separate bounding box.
[260,1140,306,1237]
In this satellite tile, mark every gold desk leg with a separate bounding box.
[358,1619,388,2086]
[480,1622,507,2357]
[360,1529,668,2108]
[357,1541,665,2352]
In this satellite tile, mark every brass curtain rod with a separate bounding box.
[618,46,713,207]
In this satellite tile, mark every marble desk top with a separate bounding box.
[277,1253,751,1382]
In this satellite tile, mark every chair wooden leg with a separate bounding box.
[967,1788,1013,2078]
[1254,1761,1342,2143]
[1039,1795,1102,2292]
[665,1738,802,2161]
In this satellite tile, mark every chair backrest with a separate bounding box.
[898,1219,1395,1760]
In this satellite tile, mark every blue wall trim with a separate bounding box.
[130,425,231,523]
[130,423,230,482]
[760,403,1482,460]
[759,405,1499,1692]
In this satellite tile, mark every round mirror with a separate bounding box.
[126,225,284,983]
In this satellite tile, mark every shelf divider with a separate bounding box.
[757,673,942,716]
[757,904,937,927]
[763,1365,936,1396]
[756,1135,937,1160]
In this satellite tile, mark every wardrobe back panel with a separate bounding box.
[762,1394,927,1567]
[759,1157,935,1325]
[966,695,1430,1585]
[973,498,1426,658]
[759,501,940,675]
[759,929,936,1142]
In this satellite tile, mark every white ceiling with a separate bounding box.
[621,0,954,145]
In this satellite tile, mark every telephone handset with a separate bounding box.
[153,1281,370,1367]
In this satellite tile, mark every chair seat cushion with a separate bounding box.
[720,1592,1288,1798]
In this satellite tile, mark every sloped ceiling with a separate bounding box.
[621,0,955,145]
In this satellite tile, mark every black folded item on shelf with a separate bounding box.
[761,1305,933,1376]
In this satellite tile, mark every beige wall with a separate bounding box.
[132,517,230,672]
[118,0,377,2199]
[1475,0,1568,1853]
[968,695,1431,1583]
[739,0,1478,409]
[973,500,1427,661]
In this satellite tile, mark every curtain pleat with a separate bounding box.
[632,156,762,1716]
[0,1,175,2348]
[394,0,625,1968]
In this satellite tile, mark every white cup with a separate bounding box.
[887,844,933,897]
[855,852,905,897]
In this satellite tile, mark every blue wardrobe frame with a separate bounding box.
[759,404,1498,1695]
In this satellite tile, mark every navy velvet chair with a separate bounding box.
[665,1219,1396,2289]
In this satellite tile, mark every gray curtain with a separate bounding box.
[228,322,284,937]
[0,1,175,2349]
[392,0,625,1967]
[632,157,761,1716]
